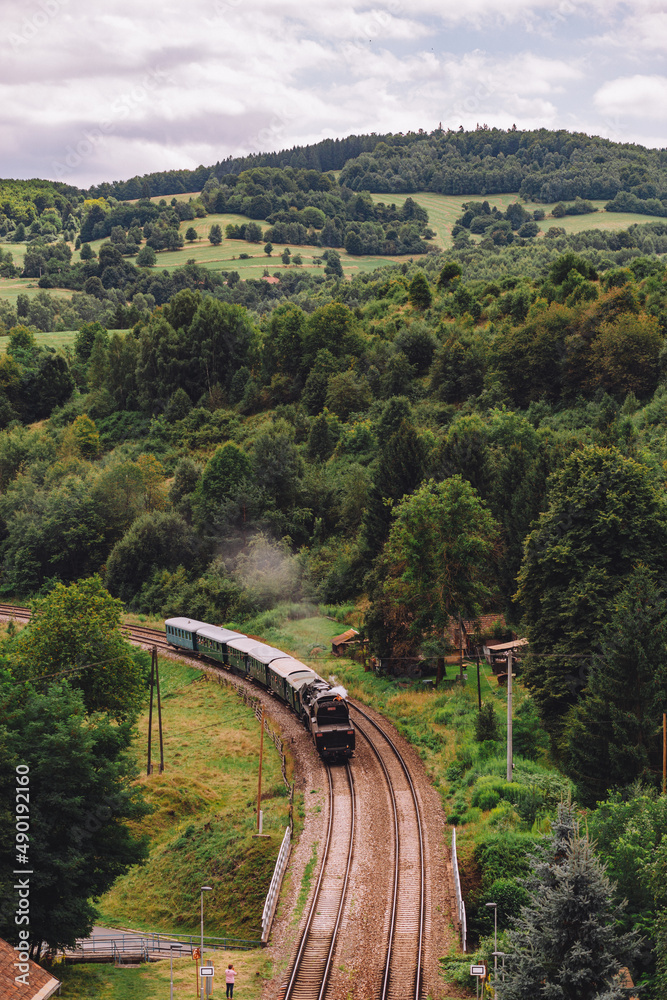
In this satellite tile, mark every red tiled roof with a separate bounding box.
[0,939,60,1000]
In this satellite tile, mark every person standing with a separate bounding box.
[225,963,237,998]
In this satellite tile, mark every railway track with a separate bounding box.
[0,602,30,621]
[0,601,430,996]
[350,702,425,1000]
[281,761,355,1000]
[0,605,174,651]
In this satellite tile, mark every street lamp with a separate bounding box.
[200,886,212,1000]
[485,902,498,980]
[492,951,506,982]
[169,943,182,1000]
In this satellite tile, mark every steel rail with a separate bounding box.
[349,702,425,1000]
[281,761,355,1000]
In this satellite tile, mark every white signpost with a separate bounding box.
[470,964,486,999]
[200,966,214,998]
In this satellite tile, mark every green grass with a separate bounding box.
[0,277,73,305]
[96,658,292,940]
[293,842,319,923]
[0,329,79,353]
[369,191,667,249]
[53,948,271,999]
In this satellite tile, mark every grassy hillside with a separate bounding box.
[369,191,667,247]
[96,658,293,940]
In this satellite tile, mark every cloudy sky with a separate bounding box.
[1,0,665,188]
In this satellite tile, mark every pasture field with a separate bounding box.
[0,329,79,353]
[369,191,667,246]
[0,192,663,314]
[0,277,73,304]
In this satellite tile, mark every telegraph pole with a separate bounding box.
[506,650,513,782]
[257,706,265,833]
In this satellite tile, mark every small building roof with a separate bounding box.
[332,629,359,646]
[0,939,60,1000]
[484,638,528,653]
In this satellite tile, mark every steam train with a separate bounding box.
[164,617,355,760]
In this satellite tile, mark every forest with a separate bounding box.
[1,127,667,993]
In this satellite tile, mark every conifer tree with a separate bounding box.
[563,565,667,805]
[498,804,639,1000]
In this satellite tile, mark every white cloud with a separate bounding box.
[0,0,663,185]
[594,74,667,120]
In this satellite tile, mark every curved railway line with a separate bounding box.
[281,763,355,1000]
[0,604,433,998]
[350,702,425,1000]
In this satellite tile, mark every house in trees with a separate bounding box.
[331,628,360,656]
[445,613,510,656]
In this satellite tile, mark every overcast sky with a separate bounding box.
[1,0,665,189]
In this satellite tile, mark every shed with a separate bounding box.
[331,628,359,656]
[483,637,528,673]
[0,938,60,999]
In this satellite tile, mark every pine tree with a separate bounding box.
[563,565,667,805]
[498,805,639,1000]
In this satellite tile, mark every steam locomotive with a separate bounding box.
[164,617,355,760]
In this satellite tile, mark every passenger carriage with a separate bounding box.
[195,624,243,664]
[225,636,261,676]
[267,657,318,710]
[165,617,208,652]
[246,643,291,686]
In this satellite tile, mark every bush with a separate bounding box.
[479,876,530,925]
[475,701,499,741]
[474,788,500,811]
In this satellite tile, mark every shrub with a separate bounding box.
[475,788,500,811]
[475,701,499,741]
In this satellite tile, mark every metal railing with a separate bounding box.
[74,930,262,959]
[451,826,467,952]
[261,826,292,943]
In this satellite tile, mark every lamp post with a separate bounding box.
[492,951,506,983]
[169,943,182,1000]
[485,902,498,981]
[200,886,212,1000]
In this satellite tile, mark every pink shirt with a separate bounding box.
[226,968,236,984]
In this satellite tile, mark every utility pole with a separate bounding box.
[506,650,513,783]
[155,646,164,774]
[476,650,482,711]
[147,654,154,776]
[257,706,265,833]
[147,647,164,775]
[663,712,666,796]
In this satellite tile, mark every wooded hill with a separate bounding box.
[86,127,667,210]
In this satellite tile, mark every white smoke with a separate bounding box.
[328,685,348,699]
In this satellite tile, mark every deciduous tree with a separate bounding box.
[13,576,147,720]
[0,677,149,955]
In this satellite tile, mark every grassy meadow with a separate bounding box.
[1,189,663,310]
[53,948,271,1000]
[96,657,293,940]
[369,190,667,246]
